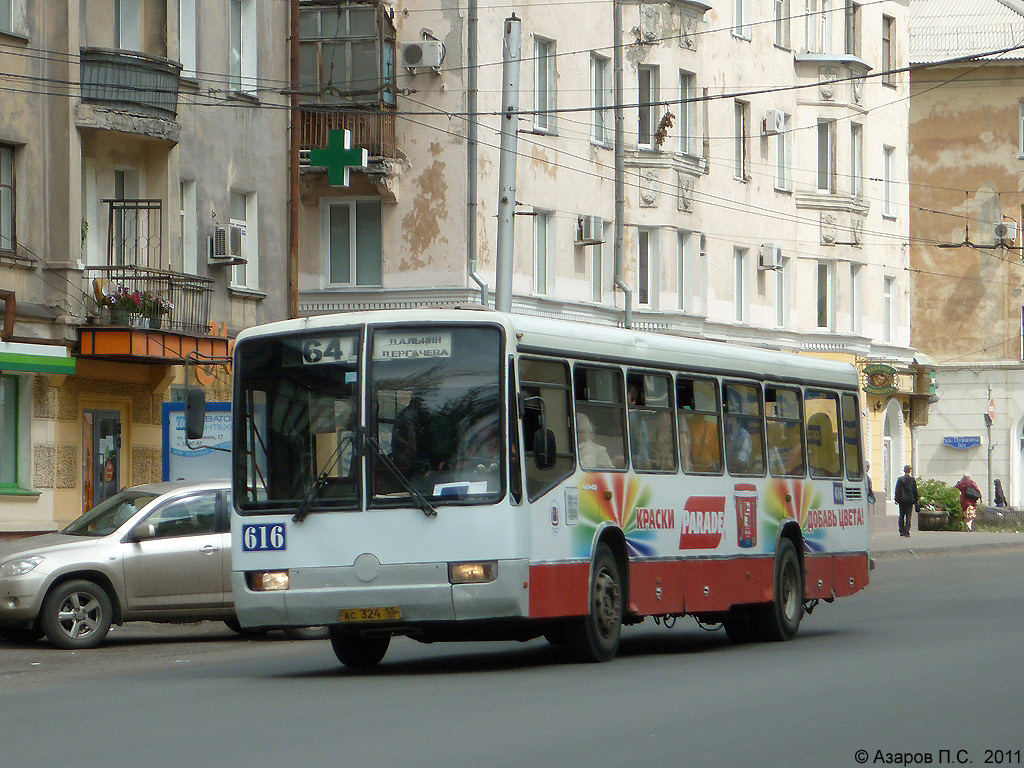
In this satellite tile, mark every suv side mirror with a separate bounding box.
[185,388,206,440]
[131,523,156,541]
[533,429,556,470]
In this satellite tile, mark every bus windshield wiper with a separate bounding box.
[293,434,352,523]
[364,435,437,517]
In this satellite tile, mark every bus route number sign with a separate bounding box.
[298,336,356,365]
[242,523,287,552]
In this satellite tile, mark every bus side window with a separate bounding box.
[574,365,627,471]
[841,393,863,480]
[676,377,723,474]
[519,357,574,501]
[627,371,677,472]
[806,389,843,479]
[765,386,805,477]
[723,381,766,476]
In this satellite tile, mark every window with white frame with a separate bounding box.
[817,119,836,193]
[816,260,834,329]
[0,374,18,489]
[230,190,258,289]
[638,65,659,148]
[734,100,749,181]
[115,0,140,50]
[179,180,197,274]
[775,0,791,48]
[180,0,197,77]
[534,210,551,294]
[678,230,694,311]
[882,15,895,86]
[775,112,791,191]
[804,0,819,52]
[591,218,605,302]
[733,0,751,39]
[230,0,257,94]
[638,229,654,306]
[323,199,381,287]
[845,1,861,56]
[696,233,708,316]
[883,275,895,342]
[775,256,789,327]
[0,145,13,252]
[591,54,610,145]
[882,145,895,218]
[734,247,748,322]
[851,123,863,196]
[816,0,833,54]
[850,263,862,334]
[534,38,556,133]
[679,71,696,155]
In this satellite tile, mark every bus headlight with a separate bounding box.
[448,562,497,584]
[246,570,290,591]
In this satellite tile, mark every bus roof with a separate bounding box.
[235,308,860,390]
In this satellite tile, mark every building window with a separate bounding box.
[298,4,397,106]
[883,145,896,218]
[638,66,659,149]
[534,210,551,294]
[845,1,861,56]
[230,190,258,289]
[817,261,834,330]
[775,0,791,48]
[775,112,791,191]
[775,256,789,327]
[323,199,381,287]
[882,14,895,86]
[1019,103,1024,157]
[115,0,140,51]
[180,0,197,77]
[804,0,820,53]
[679,71,696,155]
[0,375,18,489]
[638,229,653,306]
[733,0,751,39]
[851,123,863,196]
[1,0,13,34]
[816,0,833,54]
[883,275,895,342]
[534,38,556,133]
[178,180,197,274]
[734,100,749,181]
[678,231,693,312]
[591,54,610,145]
[229,0,257,94]
[734,247,748,322]
[850,263,862,334]
[0,144,13,252]
[817,119,836,193]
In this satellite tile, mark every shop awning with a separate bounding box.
[0,341,76,374]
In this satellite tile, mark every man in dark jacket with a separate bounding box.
[894,464,918,538]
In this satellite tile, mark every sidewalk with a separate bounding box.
[869,521,1024,557]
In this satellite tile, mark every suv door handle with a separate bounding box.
[200,545,219,555]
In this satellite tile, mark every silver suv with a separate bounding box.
[0,481,321,649]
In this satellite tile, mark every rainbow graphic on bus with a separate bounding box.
[762,478,828,552]
[574,473,656,557]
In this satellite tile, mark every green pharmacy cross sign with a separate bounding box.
[309,129,368,187]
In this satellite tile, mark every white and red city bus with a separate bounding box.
[228,308,869,666]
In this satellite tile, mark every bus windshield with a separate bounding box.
[370,325,503,505]
[233,323,504,513]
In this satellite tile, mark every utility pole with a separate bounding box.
[494,15,521,314]
[288,0,300,318]
[986,386,994,502]
[612,0,631,327]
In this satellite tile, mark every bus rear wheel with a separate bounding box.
[570,543,622,663]
[329,628,390,668]
[753,538,803,642]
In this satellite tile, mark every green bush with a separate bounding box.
[916,478,964,531]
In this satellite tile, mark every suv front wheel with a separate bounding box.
[39,580,113,649]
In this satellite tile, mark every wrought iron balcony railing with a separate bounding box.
[80,47,182,120]
[85,265,213,336]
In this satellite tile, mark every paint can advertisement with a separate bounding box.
[735,483,758,548]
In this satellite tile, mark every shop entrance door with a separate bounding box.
[83,410,121,513]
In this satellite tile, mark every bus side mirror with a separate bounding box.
[185,388,206,440]
[533,429,556,470]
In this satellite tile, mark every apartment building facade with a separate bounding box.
[0,0,289,536]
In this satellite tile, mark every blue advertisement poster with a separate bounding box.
[161,402,232,481]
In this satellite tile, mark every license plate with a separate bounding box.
[339,606,401,622]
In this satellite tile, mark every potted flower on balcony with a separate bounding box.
[100,284,143,326]
[141,292,173,329]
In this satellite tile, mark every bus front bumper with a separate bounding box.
[232,559,531,630]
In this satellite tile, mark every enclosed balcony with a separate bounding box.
[80,47,182,120]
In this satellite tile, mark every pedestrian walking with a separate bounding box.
[955,473,981,531]
[993,479,1007,507]
[894,464,918,538]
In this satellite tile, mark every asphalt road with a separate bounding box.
[2,549,1022,768]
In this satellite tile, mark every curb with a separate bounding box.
[870,540,1024,559]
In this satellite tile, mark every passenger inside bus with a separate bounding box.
[576,413,616,470]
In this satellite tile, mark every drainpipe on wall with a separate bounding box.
[612,0,632,328]
[288,0,300,319]
[467,0,488,306]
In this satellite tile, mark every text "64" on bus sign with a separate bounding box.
[242,523,286,552]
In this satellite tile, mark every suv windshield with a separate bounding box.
[63,491,159,537]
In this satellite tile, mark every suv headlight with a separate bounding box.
[0,556,45,578]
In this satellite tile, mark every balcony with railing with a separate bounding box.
[79,47,182,120]
[299,104,398,159]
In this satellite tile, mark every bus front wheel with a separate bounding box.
[754,538,803,642]
[570,543,623,662]
[329,628,390,668]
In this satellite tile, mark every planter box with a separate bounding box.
[918,509,948,531]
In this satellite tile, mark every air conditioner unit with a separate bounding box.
[210,226,228,258]
[759,243,782,269]
[401,41,445,70]
[575,216,603,246]
[994,221,1018,244]
[762,109,785,136]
